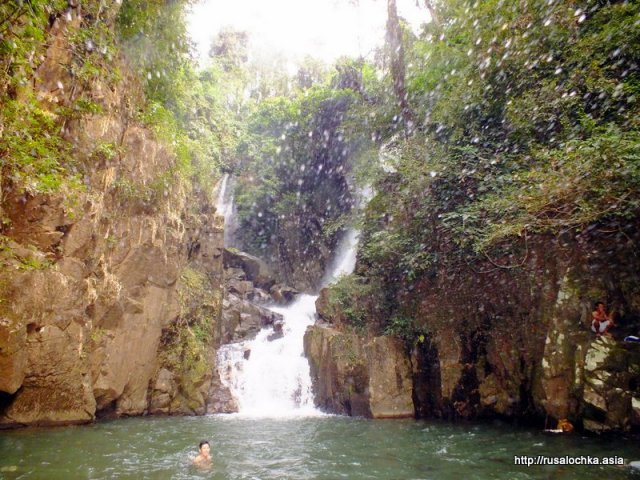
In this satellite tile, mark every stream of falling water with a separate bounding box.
[216,229,360,417]
[215,172,238,246]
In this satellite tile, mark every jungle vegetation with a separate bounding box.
[2,0,639,342]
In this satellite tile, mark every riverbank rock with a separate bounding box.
[223,249,275,289]
[312,228,640,431]
[304,326,414,418]
[220,293,283,344]
[270,284,300,304]
[579,336,639,432]
[304,326,370,416]
[206,371,238,414]
[366,336,414,418]
[0,10,225,427]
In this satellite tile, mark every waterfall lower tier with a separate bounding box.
[217,294,323,417]
[216,229,359,417]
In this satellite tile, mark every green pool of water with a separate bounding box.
[1,415,639,479]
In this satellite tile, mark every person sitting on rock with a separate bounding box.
[556,418,574,433]
[591,301,615,336]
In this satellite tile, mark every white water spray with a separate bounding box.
[215,173,238,246]
[216,229,359,418]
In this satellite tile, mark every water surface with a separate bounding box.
[1,415,640,479]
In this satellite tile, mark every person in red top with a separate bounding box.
[591,301,615,336]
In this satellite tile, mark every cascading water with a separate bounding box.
[215,173,238,246]
[217,229,360,417]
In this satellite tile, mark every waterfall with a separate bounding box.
[215,173,238,246]
[322,229,360,286]
[216,229,360,418]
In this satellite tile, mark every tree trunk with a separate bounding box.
[424,0,439,26]
[386,0,414,135]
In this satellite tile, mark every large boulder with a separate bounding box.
[0,270,96,427]
[303,326,370,416]
[303,326,414,418]
[149,368,176,415]
[580,336,637,432]
[365,336,414,418]
[270,284,300,304]
[220,294,283,344]
[207,375,238,414]
[0,316,27,395]
[223,249,275,289]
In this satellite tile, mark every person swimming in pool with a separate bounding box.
[192,440,212,468]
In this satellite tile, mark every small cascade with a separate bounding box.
[322,228,359,286]
[215,173,229,212]
[215,173,238,246]
[216,228,360,417]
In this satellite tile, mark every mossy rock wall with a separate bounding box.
[0,7,224,427]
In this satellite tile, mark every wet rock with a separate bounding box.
[267,322,284,342]
[149,369,176,415]
[223,249,275,289]
[246,288,272,304]
[270,284,300,304]
[227,279,254,297]
[220,293,283,343]
[365,336,414,418]
[315,287,343,325]
[0,321,96,427]
[581,337,634,432]
[478,374,516,415]
[304,326,370,417]
[207,374,238,414]
[0,317,27,395]
[225,267,246,281]
[207,356,238,414]
[304,326,414,418]
[433,329,463,405]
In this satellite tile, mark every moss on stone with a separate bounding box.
[156,264,221,413]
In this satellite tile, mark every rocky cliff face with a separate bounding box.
[306,227,640,432]
[304,326,414,418]
[0,11,223,427]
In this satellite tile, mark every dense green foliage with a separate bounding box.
[0,0,240,222]
[231,57,397,283]
[236,84,357,252]
[0,0,101,206]
[371,0,640,256]
[3,0,639,344]
[321,0,640,341]
[0,0,67,94]
[116,0,241,197]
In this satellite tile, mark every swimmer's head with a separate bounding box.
[199,440,210,455]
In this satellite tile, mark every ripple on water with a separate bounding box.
[1,417,640,479]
